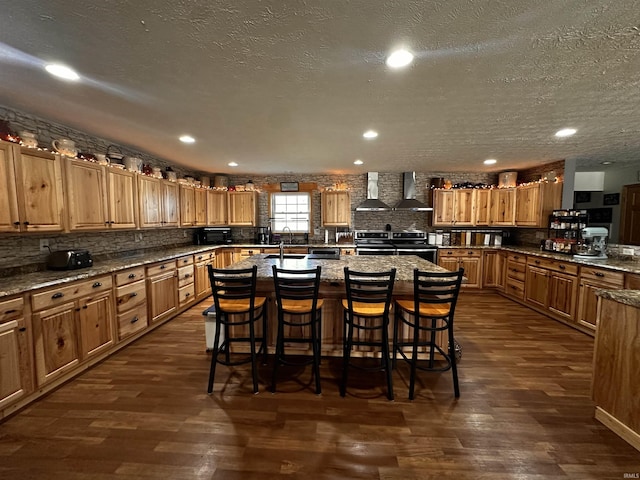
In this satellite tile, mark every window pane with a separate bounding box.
[270,192,311,233]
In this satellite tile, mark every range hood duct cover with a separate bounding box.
[393,172,433,211]
[355,172,392,211]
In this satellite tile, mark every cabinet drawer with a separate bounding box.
[239,248,259,257]
[0,296,24,324]
[194,251,215,263]
[178,265,195,287]
[177,255,194,267]
[506,260,526,282]
[32,276,113,312]
[580,267,624,287]
[527,257,578,275]
[146,261,177,277]
[117,304,148,340]
[116,280,146,312]
[505,278,525,300]
[507,253,526,264]
[178,284,195,305]
[626,274,640,290]
[115,267,146,286]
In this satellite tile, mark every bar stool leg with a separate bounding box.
[340,315,354,397]
[381,324,394,401]
[208,316,224,394]
[409,318,420,400]
[449,326,460,398]
[311,313,322,394]
[271,313,285,393]
[248,320,258,394]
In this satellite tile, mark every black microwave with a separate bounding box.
[194,227,233,245]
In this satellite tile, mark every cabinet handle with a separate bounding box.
[185,292,190,297]
[183,259,188,263]
[447,251,453,255]
[130,316,139,324]
[559,265,565,270]
[23,221,29,226]
[594,272,604,277]
[467,251,473,255]
[82,305,88,309]
[130,292,138,298]
[198,256,203,260]
[4,309,17,314]
[160,265,166,269]
[128,273,136,279]
[19,327,26,332]
[92,282,102,288]
[13,222,20,226]
[185,273,191,278]
[534,260,540,264]
[52,292,64,299]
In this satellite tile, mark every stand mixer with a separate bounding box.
[573,227,608,259]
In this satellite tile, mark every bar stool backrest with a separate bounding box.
[343,267,396,316]
[413,268,464,319]
[272,265,322,311]
[208,265,259,319]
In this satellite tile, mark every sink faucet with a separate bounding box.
[282,226,293,245]
[279,240,284,261]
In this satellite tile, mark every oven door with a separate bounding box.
[395,248,438,263]
[356,246,397,255]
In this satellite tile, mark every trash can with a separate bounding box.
[203,305,224,352]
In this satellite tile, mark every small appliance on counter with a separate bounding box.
[46,250,93,270]
[194,227,234,245]
[255,226,270,245]
[573,227,609,260]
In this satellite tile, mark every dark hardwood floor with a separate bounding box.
[1,293,638,479]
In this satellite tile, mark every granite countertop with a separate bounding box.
[597,290,640,308]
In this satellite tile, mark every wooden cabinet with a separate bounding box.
[115,266,147,340]
[194,251,215,301]
[215,248,235,268]
[177,255,196,307]
[207,190,228,225]
[474,189,491,226]
[548,269,579,322]
[438,248,482,288]
[66,159,138,231]
[482,250,505,289]
[321,191,351,226]
[138,177,180,228]
[433,189,475,226]
[146,260,178,323]
[577,266,624,333]
[340,247,356,256]
[0,295,33,410]
[525,265,550,310]
[31,275,114,386]
[0,142,20,233]
[228,191,257,226]
[626,273,640,289]
[490,188,516,226]
[504,253,526,301]
[515,182,562,227]
[180,186,207,227]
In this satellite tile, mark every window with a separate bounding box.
[270,192,311,233]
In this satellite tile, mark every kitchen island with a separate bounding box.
[225,254,453,357]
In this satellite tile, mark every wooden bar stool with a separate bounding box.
[271,265,323,394]
[393,268,464,399]
[341,267,396,400]
[207,265,268,394]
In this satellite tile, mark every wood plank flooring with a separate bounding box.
[1,293,639,479]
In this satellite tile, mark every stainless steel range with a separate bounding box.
[355,230,438,263]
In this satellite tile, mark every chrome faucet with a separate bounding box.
[279,240,284,261]
[282,226,293,245]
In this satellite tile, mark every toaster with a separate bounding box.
[46,250,93,270]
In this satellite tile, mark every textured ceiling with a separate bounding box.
[1,1,640,175]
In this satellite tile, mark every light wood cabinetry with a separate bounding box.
[177,255,196,307]
[474,190,491,226]
[115,266,147,340]
[625,273,640,289]
[482,250,505,289]
[525,264,550,310]
[515,182,562,227]
[138,176,180,228]
[194,251,215,301]
[106,168,138,229]
[321,191,351,226]
[146,260,178,323]
[180,186,207,227]
[525,256,578,322]
[577,266,624,332]
[227,191,257,226]
[433,189,475,226]
[504,253,526,301]
[207,190,228,225]
[490,188,516,226]
[438,248,482,288]
[0,142,20,233]
[31,275,114,386]
[340,247,356,256]
[0,295,33,410]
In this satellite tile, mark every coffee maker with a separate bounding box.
[256,227,270,245]
[574,227,608,259]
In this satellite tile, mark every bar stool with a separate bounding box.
[207,265,268,394]
[271,265,323,394]
[341,267,396,400]
[393,268,464,400]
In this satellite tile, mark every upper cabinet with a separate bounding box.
[0,144,65,233]
[65,158,108,231]
[490,188,516,226]
[322,191,351,227]
[138,176,179,228]
[180,185,207,227]
[106,168,138,229]
[227,191,257,226]
[207,190,228,226]
[515,182,562,227]
[433,189,475,226]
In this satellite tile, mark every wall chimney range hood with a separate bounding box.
[355,172,392,211]
[393,172,433,211]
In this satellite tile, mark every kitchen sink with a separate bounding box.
[264,254,307,259]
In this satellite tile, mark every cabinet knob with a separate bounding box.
[52,292,64,299]
[595,272,604,277]
[534,260,540,264]
[160,265,166,269]
[130,292,138,298]
[128,273,136,279]
[83,305,88,309]
[23,221,29,226]
[130,316,139,324]
[19,327,26,332]
[559,265,565,270]
[185,292,190,297]
[13,222,20,226]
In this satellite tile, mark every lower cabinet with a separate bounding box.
[194,251,215,301]
[577,266,624,332]
[524,257,579,323]
[504,253,526,301]
[177,255,196,307]
[147,260,178,323]
[438,249,482,288]
[115,267,148,340]
[482,250,505,289]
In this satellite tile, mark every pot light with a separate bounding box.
[555,128,577,137]
[354,159,363,165]
[228,161,238,167]
[484,159,497,165]
[386,49,414,69]
[44,63,80,81]
[601,161,614,165]
[179,135,195,144]
[363,130,378,139]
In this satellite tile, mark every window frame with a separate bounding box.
[269,191,312,234]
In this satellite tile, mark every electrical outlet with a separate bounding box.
[622,247,635,256]
[134,233,142,243]
[183,230,188,238]
[39,239,50,252]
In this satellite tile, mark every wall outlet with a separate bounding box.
[39,239,50,252]
[134,233,142,243]
[622,247,635,256]
[183,230,188,238]
[535,231,545,240]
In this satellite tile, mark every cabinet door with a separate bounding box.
[138,176,163,228]
[162,181,180,227]
[576,281,601,331]
[107,168,138,229]
[548,272,578,321]
[454,190,476,225]
[491,189,516,226]
[438,256,459,272]
[482,250,505,288]
[14,149,65,232]
[0,143,20,233]
[180,185,196,226]
[194,261,213,300]
[207,190,228,225]
[525,265,549,309]
[515,184,540,226]
[459,256,481,288]
[65,159,108,231]
[148,273,178,323]
[33,302,80,386]
[228,192,256,226]
[0,316,32,409]
[433,190,455,225]
[322,191,351,226]
[78,292,114,359]
[194,188,207,226]
[474,190,491,226]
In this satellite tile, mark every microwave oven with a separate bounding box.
[195,227,233,245]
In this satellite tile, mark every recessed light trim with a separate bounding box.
[354,159,363,165]
[45,63,80,81]
[363,130,378,139]
[555,128,577,138]
[179,135,195,144]
[228,161,238,167]
[601,161,614,165]
[484,159,497,165]
[386,49,414,68]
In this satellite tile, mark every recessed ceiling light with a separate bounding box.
[354,159,363,165]
[179,135,195,144]
[601,161,614,165]
[555,128,577,137]
[484,159,497,165]
[363,130,378,139]
[44,63,80,81]
[228,161,238,167]
[386,49,414,69]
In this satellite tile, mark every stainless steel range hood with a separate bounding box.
[355,172,392,211]
[393,172,433,211]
